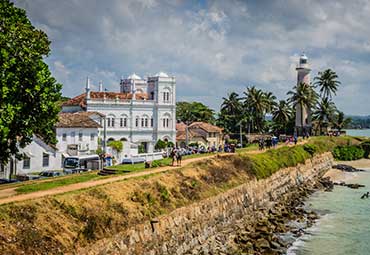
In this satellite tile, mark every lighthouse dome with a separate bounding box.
[299,53,308,65]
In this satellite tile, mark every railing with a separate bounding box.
[131,152,164,162]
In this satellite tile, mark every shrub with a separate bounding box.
[332,145,365,161]
[155,139,166,150]
[107,141,123,152]
[360,141,370,158]
[303,144,318,156]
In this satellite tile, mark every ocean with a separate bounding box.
[288,130,370,255]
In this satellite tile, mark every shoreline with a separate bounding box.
[323,158,370,183]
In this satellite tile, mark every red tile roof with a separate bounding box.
[62,92,149,109]
[189,122,223,133]
[56,112,102,128]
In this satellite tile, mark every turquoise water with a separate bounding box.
[346,129,370,137]
[288,170,370,255]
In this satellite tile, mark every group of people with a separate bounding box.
[258,136,279,150]
[170,148,183,166]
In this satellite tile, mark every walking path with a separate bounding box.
[0,141,306,205]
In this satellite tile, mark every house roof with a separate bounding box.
[189,122,223,133]
[62,92,149,109]
[176,129,204,141]
[56,112,102,128]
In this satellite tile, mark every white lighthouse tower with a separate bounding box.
[295,53,312,136]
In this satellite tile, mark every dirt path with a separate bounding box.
[0,141,306,205]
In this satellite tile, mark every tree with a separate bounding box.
[313,97,337,135]
[218,92,243,134]
[272,100,292,134]
[333,111,352,132]
[0,0,62,165]
[287,82,318,131]
[244,86,273,133]
[314,69,340,100]
[176,101,215,124]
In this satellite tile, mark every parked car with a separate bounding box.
[39,171,63,178]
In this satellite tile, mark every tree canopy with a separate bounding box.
[176,101,215,124]
[0,0,62,164]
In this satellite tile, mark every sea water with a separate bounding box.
[346,129,370,137]
[288,170,370,255]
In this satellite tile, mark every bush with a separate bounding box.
[332,145,365,161]
[155,139,166,150]
[303,144,318,156]
[107,141,123,152]
[360,141,370,158]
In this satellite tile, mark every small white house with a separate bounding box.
[55,112,103,156]
[0,135,62,179]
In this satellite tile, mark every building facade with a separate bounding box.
[295,53,312,136]
[62,72,176,153]
[176,122,224,148]
[0,135,62,178]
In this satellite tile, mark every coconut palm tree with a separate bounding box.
[221,92,242,116]
[272,100,292,133]
[244,86,271,133]
[219,92,243,133]
[313,97,337,135]
[333,111,351,133]
[287,82,318,133]
[314,69,341,99]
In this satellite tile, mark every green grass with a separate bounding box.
[236,143,259,154]
[15,173,100,194]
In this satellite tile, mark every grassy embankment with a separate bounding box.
[9,145,256,194]
[0,136,363,254]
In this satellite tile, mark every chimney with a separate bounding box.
[99,80,103,92]
[86,77,91,100]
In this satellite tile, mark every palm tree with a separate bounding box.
[244,86,270,133]
[219,92,243,133]
[264,91,278,113]
[333,111,351,133]
[272,100,292,133]
[314,69,341,99]
[287,82,318,134]
[313,97,337,135]
[221,92,242,116]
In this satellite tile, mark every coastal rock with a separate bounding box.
[333,164,365,172]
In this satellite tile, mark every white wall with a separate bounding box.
[56,127,99,153]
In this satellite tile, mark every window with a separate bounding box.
[163,92,170,102]
[111,118,115,127]
[120,118,123,127]
[144,118,148,127]
[62,133,67,141]
[163,119,166,128]
[141,118,144,127]
[79,132,83,141]
[136,117,139,127]
[150,118,153,127]
[23,155,30,169]
[163,118,170,128]
[42,153,49,167]
[166,118,169,128]
[124,118,127,127]
[107,118,111,127]
[90,133,95,141]
[71,132,75,138]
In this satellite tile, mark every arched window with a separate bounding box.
[150,117,153,127]
[107,114,116,128]
[120,115,128,127]
[135,116,140,127]
[162,113,171,128]
[162,88,171,103]
[141,115,149,128]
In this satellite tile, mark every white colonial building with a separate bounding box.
[62,72,176,153]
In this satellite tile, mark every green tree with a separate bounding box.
[287,82,318,131]
[176,101,215,123]
[333,111,351,132]
[314,69,340,100]
[313,97,337,135]
[244,86,273,133]
[272,100,292,134]
[107,141,123,152]
[218,92,243,134]
[0,0,62,165]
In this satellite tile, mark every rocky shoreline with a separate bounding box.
[186,176,334,255]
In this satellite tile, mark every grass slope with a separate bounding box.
[0,136,363,254]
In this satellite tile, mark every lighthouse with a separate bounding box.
[295,53,312,136]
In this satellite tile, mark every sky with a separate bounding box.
[12,0,370,115]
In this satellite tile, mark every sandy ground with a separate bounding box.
[324,159,370,183]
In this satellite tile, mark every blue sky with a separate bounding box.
[13,0,370,115]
